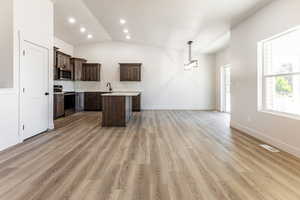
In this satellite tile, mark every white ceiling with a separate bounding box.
[54,0,111,45]
[54,0,273,52]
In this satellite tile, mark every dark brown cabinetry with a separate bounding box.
[54,49,101,82]
[82,63,101,81]
[54,93,65,119]
[54,50,72,80]
[84,92,102,111]
[56,51,71,71]
[120,63,142,81]
[84,92,110,111]
[102,96,132,127]
[71,58,87,81]
[132,94,141,112]
[75,92,85,112]
[54,47,59,80]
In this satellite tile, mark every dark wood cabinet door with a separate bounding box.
[54,47,59,80]
[82,63,101,81]
[132,94,141,112]
[84,92,101,111]
[120,63,141,81]
[120,65,128,81]
[75,92,84,112]
[102,96,127,127]
[82,64,88,81]
[54,94,65,119]
[56,51,71,70]
[91,65,96,81]
[56,53,64,69]
[64,56,71,71]
[131,66,141,81]
[76,62,80,80]
[72,58,86,81]
[82,64,86,81]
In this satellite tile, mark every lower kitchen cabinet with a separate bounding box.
[132,94,141,112]
[84,92,112,111]
[75,92,85,112]
[54,93,65,119]
[56,92,141,115]
[84,92,102,111]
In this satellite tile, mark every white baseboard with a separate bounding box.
[142,105,216,110]
[231,120,300,159]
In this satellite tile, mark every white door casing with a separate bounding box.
[20,40,49,140]
[221,65,231,113]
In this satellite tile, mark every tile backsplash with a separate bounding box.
[54,81,75,92]
[54,80,143,92]
[75,81,103,91]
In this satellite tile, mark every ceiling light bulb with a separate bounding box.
[120,19,126,25]
[80,27,86,33]
[68,17,76,24]
[126,35,131,40]
[123,29,129,33]
[87,34,93,39]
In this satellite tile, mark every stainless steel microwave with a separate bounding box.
[58,69,72,80]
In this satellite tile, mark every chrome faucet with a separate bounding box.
[106,82,113,92]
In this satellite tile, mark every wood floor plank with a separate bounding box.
[0,111,300,200]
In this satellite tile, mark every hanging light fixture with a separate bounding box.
[184,41,199,71]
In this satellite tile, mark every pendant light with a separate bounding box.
[184,41,199,70]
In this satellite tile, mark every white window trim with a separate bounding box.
[258,26,300,120]
[260,110,300,121]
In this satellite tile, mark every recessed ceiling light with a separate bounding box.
[120,19,126,25]
[123,29,129,33]
[80,27,86,33]
[87,34,93,39]
[68,17,76,24]
[126,35,131,40]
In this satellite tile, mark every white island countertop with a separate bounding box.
[101,92,140,97]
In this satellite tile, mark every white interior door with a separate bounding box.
[221,65,231,113]
[20,41,49,140]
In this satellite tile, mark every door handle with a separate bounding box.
[45,92,49,96]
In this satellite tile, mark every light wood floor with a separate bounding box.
[1,111,300,200]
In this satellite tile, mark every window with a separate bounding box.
[259,27,300,117]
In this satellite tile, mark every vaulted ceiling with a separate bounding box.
[54,0,273,52]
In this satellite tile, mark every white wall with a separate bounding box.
[0,1,16,150]
[0,91,19,151]
[54,37,74,56]
[225,0,300,158]
[75,41,216,110]
[0,1,13,88]
[0,0,53,151]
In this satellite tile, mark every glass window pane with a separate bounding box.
[265,74,300,115]
[263,29,300,75]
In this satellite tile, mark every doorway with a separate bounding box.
[20,40,49,140]
[221,65,231,113]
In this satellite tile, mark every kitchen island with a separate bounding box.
[101,92,140,127]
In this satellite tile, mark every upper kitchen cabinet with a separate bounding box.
[71,58,87,81]
[54,50,72,80]
[82,63,101,81]
[56,51,71,71]
[120,63,142,81]
[53,47,59,80]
